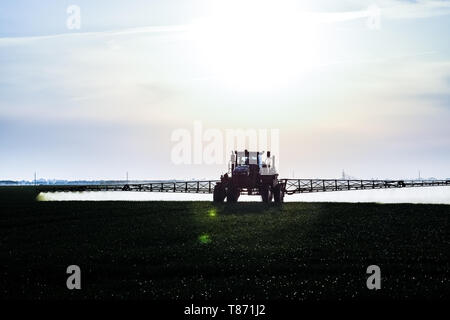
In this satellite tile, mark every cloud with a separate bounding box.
[379,0,450,19]
[1,1,450,132]
[1,0,450,47]
[0,25,188,46]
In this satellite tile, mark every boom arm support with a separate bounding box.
[41,179,450,194]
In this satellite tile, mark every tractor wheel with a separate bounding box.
[226,184,240,202]
[213,183,226,203]
[260,185,273,203]
[273,184,284,203]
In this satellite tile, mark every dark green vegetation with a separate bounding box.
[1,186,449,300]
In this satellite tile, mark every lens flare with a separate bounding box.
[198,233,212,244]
[208,209,217,217]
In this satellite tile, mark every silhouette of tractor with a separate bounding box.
[213,150,285,203]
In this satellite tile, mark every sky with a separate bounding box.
[1,0,450,181]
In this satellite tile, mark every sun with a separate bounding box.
[188,0,321,91]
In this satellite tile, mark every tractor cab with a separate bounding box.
[229,150,276,176]
[231,150,262,178]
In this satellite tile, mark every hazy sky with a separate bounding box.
[1,0,450,180]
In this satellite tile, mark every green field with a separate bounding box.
[1,186,449,300]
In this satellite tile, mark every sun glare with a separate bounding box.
[189,0,321,90]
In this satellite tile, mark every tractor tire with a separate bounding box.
[273,184,284,203]
[260,185,273,203]
[226,184,240,202]
[213,183,226,203]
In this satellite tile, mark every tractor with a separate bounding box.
[213,150,285,203]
